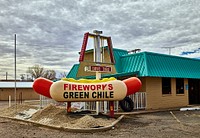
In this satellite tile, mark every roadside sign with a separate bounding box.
[85,65,112,72]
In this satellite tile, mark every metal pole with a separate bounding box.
[169,48,171,55]
[14,34,17,111]
[93,30,102,115]
[101,39,107,114]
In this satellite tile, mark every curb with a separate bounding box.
[0,115,124,133]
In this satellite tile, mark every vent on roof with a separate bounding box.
[128,49,141,54]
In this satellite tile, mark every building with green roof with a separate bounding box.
[67,47,200,109]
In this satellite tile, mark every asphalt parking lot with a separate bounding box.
[0,104,200,138]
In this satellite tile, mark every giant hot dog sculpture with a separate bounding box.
[33,77,142,102]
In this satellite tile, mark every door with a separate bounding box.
[188,79,200,104]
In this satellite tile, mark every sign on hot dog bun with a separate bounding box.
[33,77,142,102]
[50,80,127,102]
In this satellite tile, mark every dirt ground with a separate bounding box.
[0,102,200,138]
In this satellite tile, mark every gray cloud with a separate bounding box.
[1,0,200,79]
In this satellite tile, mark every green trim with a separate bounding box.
[77,71,139,79]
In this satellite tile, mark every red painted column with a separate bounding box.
[67,102,71,113]
[109,101,114,118]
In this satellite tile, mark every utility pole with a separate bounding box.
[162,47,175,55]
[6,72,8,80]
[14,34,17,111]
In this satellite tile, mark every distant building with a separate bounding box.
[0,81,39,101]
[67,47,200,110]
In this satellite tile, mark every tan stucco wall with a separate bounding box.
[145,77,188,109]
[0,88,40,101]
[77,49,117,78]
[138,77,146,92]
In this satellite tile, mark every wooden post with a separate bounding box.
[8,95,11,107]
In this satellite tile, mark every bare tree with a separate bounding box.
[43,69,56,80]
[58,71,67,79]
[20,74,25,81]
[27,65,44,79]
[27,65,56,80]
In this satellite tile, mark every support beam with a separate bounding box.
[109,101,114,118]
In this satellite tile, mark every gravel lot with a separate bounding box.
[0,105,200,138]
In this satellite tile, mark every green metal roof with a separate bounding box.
[112,48,128,72]
[66,64,79,78]
[121,51,200,79]
[146,52,200,78]
[67,48,200,79]
[120,52,147,76]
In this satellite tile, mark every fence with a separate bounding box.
[39,92,147,112]
[81,92,146,112]
[128,92,147,110]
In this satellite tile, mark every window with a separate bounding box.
[162,78,171,94]
[176,78,184,94]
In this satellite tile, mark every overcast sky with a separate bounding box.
[0,0,200,80]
